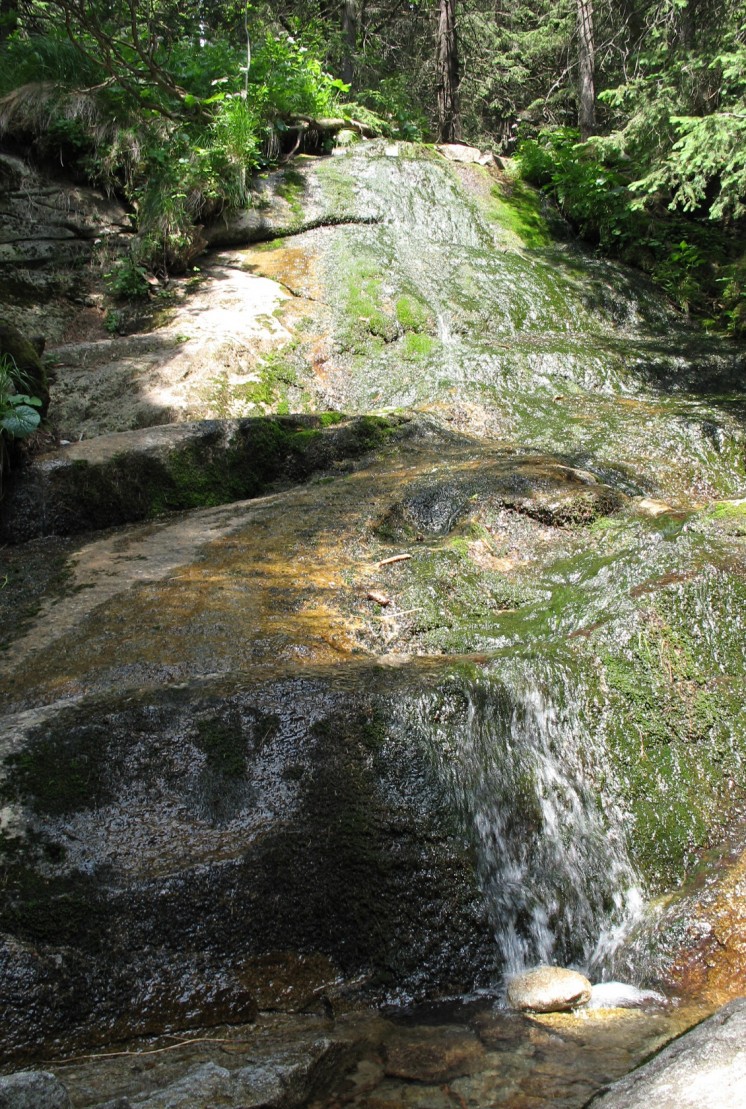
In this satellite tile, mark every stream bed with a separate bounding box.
[1,141,746,1100]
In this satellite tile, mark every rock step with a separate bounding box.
[0,413,406,543]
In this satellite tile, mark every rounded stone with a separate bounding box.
[506,965,592,1013]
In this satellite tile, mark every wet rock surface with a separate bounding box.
[610,822,746,1008]
[2,420,746,1057]
[0,1070,71,1108]
[203,156,378,249]
[11,998,703,1109]
[587,997,746,1108]
[0,672,496,1055]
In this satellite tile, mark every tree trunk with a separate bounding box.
[577,0,595,141]
[340,1,357,86]
[0,0,18,43]
[436,0,460,143]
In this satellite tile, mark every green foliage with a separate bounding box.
[518,128,644,252]
[105,256,150,300]
[395,293,433,334]
[459,0,575,145]
[0,356,42,442]
[0,353,42,498]
[0,14,359,277]
[629,111,746,223]
[518,126,746,333]
[349,77,426,142]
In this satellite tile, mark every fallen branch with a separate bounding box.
[367,590,391,606]
[56,1035,251,1065]
[287,115,380,139]
[378,553,412,567]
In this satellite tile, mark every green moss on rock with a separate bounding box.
[2,720,115,815]
[485,179,552,249]
[601,576,746,888]
[395,293,434,334]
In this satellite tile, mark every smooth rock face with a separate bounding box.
[588,997,746,1108]
[0,1070,72,1109]
[507,966,592,1012]
[203,159,339,248]
[0,152,130,337]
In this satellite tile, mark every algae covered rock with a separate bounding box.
[507,965,592,1012]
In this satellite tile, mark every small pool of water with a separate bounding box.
[43,993,710,1109]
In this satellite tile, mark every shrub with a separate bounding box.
[0,355,43,495]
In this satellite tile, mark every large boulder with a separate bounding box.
[588,997,746,1108]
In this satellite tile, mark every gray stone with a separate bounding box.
[436,142,501,167]
[588,997,746,1108]
[0,1071,71,1109]
[129,1039,358,1109]
[507,965,592,1012]
[133,1062,231,1108]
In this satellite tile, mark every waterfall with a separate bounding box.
[406,660,643,978]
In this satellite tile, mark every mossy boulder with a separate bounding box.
[0,413,405,542]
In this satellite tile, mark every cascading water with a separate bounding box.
[404,659,643,979]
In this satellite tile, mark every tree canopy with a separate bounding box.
[0,0,743,330]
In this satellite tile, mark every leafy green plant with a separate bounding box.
[519,128,641,251]
[652,240,708,315]
[105,256,151,300]
[0,355,43,496]
[518,127,744,330]
[0,357,42,440]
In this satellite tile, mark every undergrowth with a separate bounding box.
[518,128,746,336]
[0,20,403,278]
